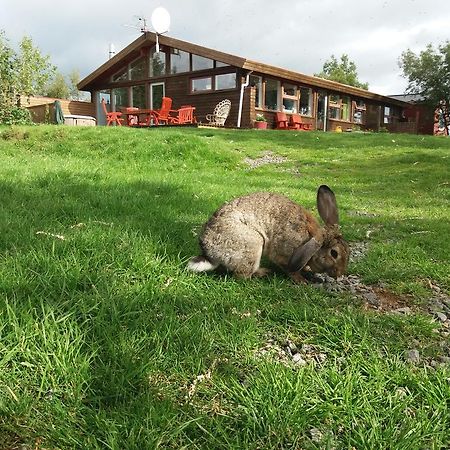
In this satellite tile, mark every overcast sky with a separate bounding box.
[2,0,449,95]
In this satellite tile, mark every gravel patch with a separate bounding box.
[254,337,327,368]
[243,151,290,168]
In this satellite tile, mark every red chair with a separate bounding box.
[275,112,291,130]
[152,97,173,125]
[168,106,196,125]
[289,114,313,131]
[101,99,124,126]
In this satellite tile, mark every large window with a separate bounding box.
[192,54,213,71]
[265,78,280,111]
[215,73,236,90]
[130,57,146,80]
[299,87,313,116]
[215,61,229,68]
[150,49,166,77]
[341,96,351,121]
[249,75,262,108]
[132,85,146,108]
[384,106,392,124]
[113,87,128,110]
[191,77,212,92]
[170,49,190,74]
[329,95,351,121]
[282,83,298,113]
[112,67,128,82]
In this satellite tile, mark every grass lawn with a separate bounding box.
[0,125,449,449]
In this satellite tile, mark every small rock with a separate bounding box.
[395,387,408,397]
[286,340,298,353]
[301,344,314,353]
[430,301,446,312]
[434,312,448,322]
[362,291,380,307]
[439,356,450,364]
[310,427,323,443]
[292,353,307,365]
[394,307,412,315]
[405,349,420,364]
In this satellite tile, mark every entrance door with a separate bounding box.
[150,82,165,110]
[316,92,328,131]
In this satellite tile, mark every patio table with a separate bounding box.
[123,109,160,126]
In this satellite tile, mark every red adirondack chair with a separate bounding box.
[275,112,291,130]
[101,99,124,126]
[152,97,173,125]
[289,113,313,131]
[168,106,196,125]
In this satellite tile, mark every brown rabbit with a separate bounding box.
[187,185,349,282]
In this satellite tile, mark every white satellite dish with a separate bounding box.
[151,7,170,52]
[151,7,170,34]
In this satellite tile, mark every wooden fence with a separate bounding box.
[19,96,95,124]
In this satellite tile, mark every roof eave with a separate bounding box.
[78,33,409,107]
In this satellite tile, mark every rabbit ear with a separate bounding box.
[317,185,339,226]
[288,237,322,272]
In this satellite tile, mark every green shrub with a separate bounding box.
[0,105,32,125]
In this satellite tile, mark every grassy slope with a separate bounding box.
[0,126,449,449]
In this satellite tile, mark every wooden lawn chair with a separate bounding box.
[152,97,173,125]
[168,106,196,125]
[205,99,231,126]
[289,113,313,131]
[101,99,124,126]
[275,112,290,130]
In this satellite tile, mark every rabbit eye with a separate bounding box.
[330,249,339,259]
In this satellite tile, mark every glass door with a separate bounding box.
[150,82,165,110]
[316,91,328,131]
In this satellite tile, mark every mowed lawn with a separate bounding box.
[0,125,449,449]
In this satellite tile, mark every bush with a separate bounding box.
[0,105,32,125]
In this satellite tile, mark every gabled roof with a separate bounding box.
[78,32,408,107]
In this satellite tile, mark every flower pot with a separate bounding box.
[254,121,268,129]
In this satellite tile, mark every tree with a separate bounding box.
[67,69,87,101]
[315,54,369,90]
[45,72,70,99]
[0,31,30,124]
[0,31,55,124]
[399,41,450,107]
[16,36,56,97]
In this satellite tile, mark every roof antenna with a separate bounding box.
[123,8,170,52]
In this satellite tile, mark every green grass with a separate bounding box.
[0,125,449,449]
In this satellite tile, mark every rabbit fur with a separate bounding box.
[187,185,349,282]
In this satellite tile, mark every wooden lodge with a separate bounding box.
[78,32,420,132]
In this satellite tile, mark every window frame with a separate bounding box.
[190,76,213,93]
[215,72,237,91]
[264,78,281,112]
[299,87,313,116]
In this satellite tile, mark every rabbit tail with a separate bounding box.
[187,256,219,273]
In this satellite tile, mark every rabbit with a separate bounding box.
[187,185,349,283]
